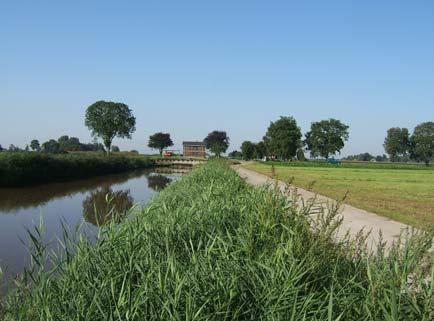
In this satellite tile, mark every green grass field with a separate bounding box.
[244,162,434,231]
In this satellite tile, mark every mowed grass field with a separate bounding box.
[244,162,434,231]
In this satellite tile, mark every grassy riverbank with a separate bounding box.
[245,162,434,231]
[0,152,155,187]
[1,160,433,320]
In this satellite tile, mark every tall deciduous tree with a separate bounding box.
[305,119,349,160]
[148,132,174,155]
[410,122,434,166]
[204,131,229,157]
[85,101,136,154]
[0,144,3,152]
[255,141,267,159]
[384,127,410,162]
[241,141,256,160]
[30,139,41,151]
[263,116,302,160]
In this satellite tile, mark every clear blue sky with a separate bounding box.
[2,1,433,156]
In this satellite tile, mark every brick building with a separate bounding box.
[183,141,206,158]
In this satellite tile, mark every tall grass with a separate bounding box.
[0,152,155,187]
[1,160,433,320]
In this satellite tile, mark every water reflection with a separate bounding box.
[0,167,188,284]
[83,187,134,226]
[147,174,172,191]
[0,171,149,214]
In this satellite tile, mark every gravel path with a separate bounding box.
[234,165,434,252]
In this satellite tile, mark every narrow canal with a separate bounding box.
[0,168,185,288]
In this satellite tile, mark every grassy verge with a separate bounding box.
[244,162,434,231]
[1,160,433,320]
[265,160,433,170]
[0,152,155,187]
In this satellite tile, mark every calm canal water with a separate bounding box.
[0,168,183,288]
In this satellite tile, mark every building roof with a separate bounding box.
[183,141,206,146]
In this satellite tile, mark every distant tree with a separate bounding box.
[111,146,120,152]
[384,127,410,162]
[8,144,21,152]
[58,135,82,151]
[410,122,434,166]
[255,141,267,159]
[263,116,302,160]
[228,150,242,159]
[85,101,136,154]
[241,141,256,160]
[0,144,3,152]
[305,119,349,160]
[360,152,374,162]
[82,142,106,152]
[30,139,41,151]
[148,132,174,155]
[343,153,374,161]
[41,139,62,153]
[204,131,230,157]
[375,154,388,162]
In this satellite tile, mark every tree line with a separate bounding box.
[235,116,349,162]
[0,136,107,154]
[2,100,432,164]
[0,100,232,158]
[383,123,434,165]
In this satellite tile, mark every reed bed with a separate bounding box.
[1,160,433,320]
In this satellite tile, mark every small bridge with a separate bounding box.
[155,158,206,166]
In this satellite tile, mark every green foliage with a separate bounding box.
[228,150,242,159]
[410,122,434,166]
[29,140,40,152]
[204,130,229,157]
[148,132,174,154]
[384,127,410,162]
[111,146,120,152]
[263,116,302,160]
[1,161,432,320]
[85,101,136,153]
[255,141,267,159]
[41,139,62,154]
[0,153,154,187]
[344,152,375,161]
[57,135,82,151]
[241,140,256,160]
[305,118,349,159]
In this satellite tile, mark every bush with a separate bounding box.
[1,160,433,320]
[0,152,155,187]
